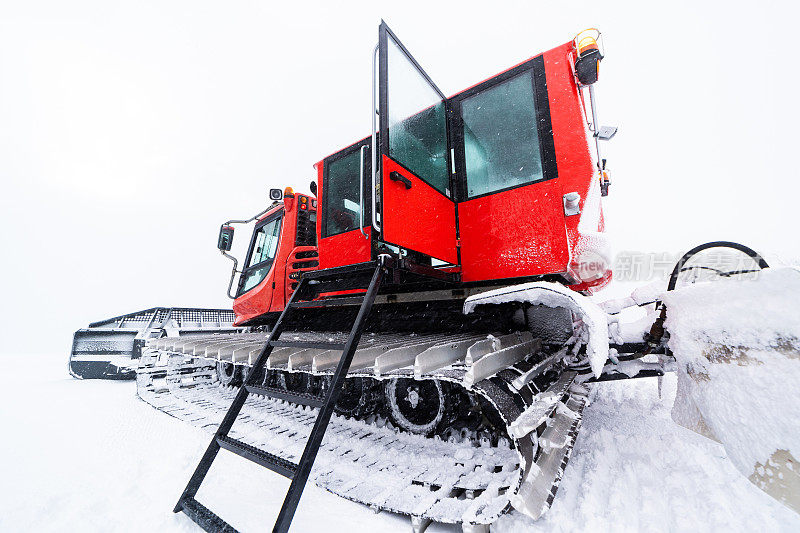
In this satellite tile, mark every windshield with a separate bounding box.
[238,215,282,296]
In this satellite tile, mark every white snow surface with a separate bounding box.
[465,282,609,377]
[608,311,658,344]
[662,267,800,485]
[4,354,798,532]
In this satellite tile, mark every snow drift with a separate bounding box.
[663,267,800,514]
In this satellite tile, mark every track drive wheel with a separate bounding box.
[384,378,447,436]
[332,378,380,419]
[216,361,241,387]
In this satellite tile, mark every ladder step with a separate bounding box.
[179,496,238,533]
[270,340,346,350]
[216,435,298,479]
[290,296,365,308]
[246,384,325,408]
[302,260,378,280]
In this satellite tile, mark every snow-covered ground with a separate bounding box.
[1,353,797,532]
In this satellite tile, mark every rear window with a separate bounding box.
[323,147,367,237]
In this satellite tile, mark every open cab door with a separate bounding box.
[375,22,458,267]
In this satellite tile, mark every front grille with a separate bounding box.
[295,250,318,259]
[292,260,319,269]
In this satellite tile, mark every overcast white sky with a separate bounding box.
[2,0,799,355]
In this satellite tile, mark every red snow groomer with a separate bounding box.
[151,24,620,532]
[125,24,777,533]
[227,27,613,328]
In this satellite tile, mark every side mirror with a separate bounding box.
[310,180,318,196]
[269,188,283,201]
[217,225,234,251]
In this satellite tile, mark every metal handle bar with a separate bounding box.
[220,205,275,299]
[371,43,381,232]
[359,145,367,237]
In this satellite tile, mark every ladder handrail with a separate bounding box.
[173,260,388,533]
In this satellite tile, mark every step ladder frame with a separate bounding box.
[174,258,388,533]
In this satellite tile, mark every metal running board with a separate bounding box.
[246,384,325,408]
[217,435,298,478]
[290,296,365,308]
[181,497,238,533]
[174,259,389,533]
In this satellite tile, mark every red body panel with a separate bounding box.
[318,226,372,269]
[455,42,609,289]
[543,44,610,293]
[458,180,569,282]
[232,205,288,325]
[233,260,281,325]
[381,156,458,265]
[455,43,587,283]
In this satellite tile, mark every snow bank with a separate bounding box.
[464,282,609,377]
[495,376,800,532]
[663,267,800,514]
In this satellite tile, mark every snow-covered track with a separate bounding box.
[137,330,587,529]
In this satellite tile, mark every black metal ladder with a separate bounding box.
[174,261,387,533]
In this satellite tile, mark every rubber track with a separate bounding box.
[139,382,520,524]
[137,331,585,526]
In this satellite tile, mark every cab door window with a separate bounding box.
[386,35,449,195]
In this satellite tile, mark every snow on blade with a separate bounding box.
[663,267,800,514]
[464,281,609,377]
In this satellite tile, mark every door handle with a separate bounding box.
[389,171,412,190]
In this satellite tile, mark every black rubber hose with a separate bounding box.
[666,240,769,292]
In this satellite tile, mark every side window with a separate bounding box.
[323,147,368,237]
[460,70,544,198]
[238,216,282,295]
[387,36,449,195]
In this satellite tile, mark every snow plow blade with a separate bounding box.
[664,267,800,515]
[70,307,240,379]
